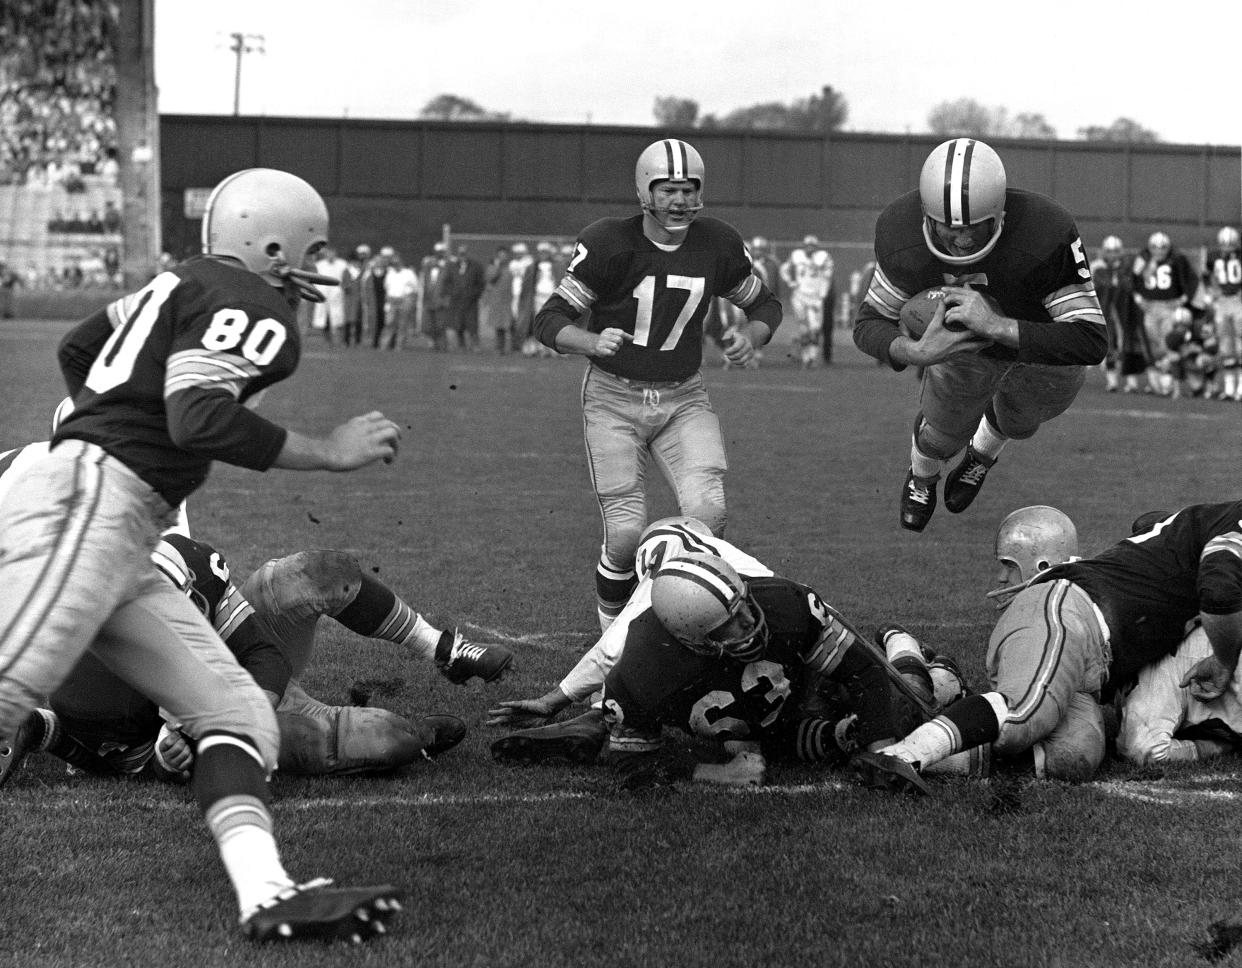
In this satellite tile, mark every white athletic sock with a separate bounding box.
[910,438,941,480]
[208,797,295,919]
[970,418,1008,463]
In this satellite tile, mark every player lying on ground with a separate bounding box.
[488,524,964,787]
[0,531,513,784]
[1114,511,1242,765]
[855,502,1242,793]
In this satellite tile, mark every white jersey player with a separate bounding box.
[1117,624,1242,764]
[779,235,834,367]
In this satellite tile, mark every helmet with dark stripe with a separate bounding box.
[635,139,705,233]
[651,553,767,661]
[919,138,1007,266]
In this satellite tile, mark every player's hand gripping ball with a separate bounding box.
[898,287,1000,339]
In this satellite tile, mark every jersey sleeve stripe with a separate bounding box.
[1044,283,1106,325]
[723,272,762,308]
[863,265,909,320]
[554,274,596,312]
[1205,533,1242,561]
[214,588,255,640]
[165,350,262,399]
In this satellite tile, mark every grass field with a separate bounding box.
[3,318,1242,967]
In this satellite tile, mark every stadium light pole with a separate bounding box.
[229,32,265,116]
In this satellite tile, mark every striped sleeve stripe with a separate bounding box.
[1205,533,1242,560]
[1044,283,1106,325]
[214,586,255,640]
[165,350,261,398]
[151,541,191,588]
[1006,580,1072,725]
[723,272,763,308]
[863,265,911,320]
[554,274,597,312]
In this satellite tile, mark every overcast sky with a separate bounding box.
[153,0,1242,147]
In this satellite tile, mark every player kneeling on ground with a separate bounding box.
[0,532,514,784]
[855,502,1242,794]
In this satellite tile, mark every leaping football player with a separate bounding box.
[853,138,1106,532]
[0,168,405,942]
[533,139,783,631]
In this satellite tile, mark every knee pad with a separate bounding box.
[915,420,965,462]
[277,550,363,611]
[1032,692,1104,782]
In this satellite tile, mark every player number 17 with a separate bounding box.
[631,274,706,350]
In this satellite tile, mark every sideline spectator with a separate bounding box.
[448,243,485,352]
[311,245,351,345]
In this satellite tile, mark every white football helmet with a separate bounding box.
[920,138,1007,266]
[1217,226,1241,251]
[651,553,767,661]
[1147,231,1171,261]
[635,139,704,233]
[201,168,333,301]
[994,505,1078,591]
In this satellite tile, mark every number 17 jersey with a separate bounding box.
[559,214,755,382]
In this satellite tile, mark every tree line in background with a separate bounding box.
[419,88,1160,143]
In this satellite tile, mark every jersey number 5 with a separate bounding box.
[631,275,706,350]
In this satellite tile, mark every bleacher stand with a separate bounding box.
[0,1,121,289]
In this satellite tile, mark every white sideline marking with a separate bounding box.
[1077,406,1222,422]
[15,776,1242,814]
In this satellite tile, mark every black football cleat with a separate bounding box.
[243,878,403,944]
[852,750,932,796]
[943,445,995,514]
[437,630,514,684]
[491,710,607,766]
[418,714,467,759]
[900,469,938,532]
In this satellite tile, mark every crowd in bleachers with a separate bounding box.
[0,0,119,189]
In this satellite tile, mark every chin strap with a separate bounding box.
[278,266,339,303]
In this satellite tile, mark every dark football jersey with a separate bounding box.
[856,188,1104,367]
[54,256,299,505]
[1206,248,1242,297]
[553,214,755,382]
[1133,250,1197,302]
[1037,502,1242,697]
[602,577,835,742]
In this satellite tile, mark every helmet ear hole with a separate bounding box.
[265,242,281,257]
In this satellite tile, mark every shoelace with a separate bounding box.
[908,480,932,504]
[958,461,989,486]
[451,641,488,663]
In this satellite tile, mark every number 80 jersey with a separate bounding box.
[55,256,301,505]
[557,214,756,382]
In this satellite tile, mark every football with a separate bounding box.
[898,287,1000,339]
